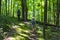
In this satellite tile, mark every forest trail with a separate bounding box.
[3,22,39,40]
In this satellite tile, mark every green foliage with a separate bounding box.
[0,0,60,40]
[1,0,60,26]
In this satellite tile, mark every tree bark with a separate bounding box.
[0,0,1,15]
[56,0,59,28]
[43,0,47,39]
[21,0,25,20]
[21,0,27,21]
[5,0,7,16]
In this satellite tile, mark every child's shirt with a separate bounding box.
[31,19,36,26]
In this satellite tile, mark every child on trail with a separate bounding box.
[31,17,36,32]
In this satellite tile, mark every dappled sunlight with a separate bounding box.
[15,28,22,33]
[3,37,16,40]
[20,33,29,37]
[12,25,20,28]
[24,22,31,25]
[19,23,25,26]
[22,30,30,33]
[38,38,44,40]
[15,36,24,40]
[21,29,30,33]
[0,0,60,40]
[15,36,27,40]
[37,31,43,34]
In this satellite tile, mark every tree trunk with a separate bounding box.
[21,0,27,21]
[56,0,59,28]
[53,0,55,24]
[0,0,1,15]
[21,0,25,20]
[25,0,28,20]
[5,0,8,16]
[13,1,14,17]
[43,0,47,39]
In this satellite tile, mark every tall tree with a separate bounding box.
[53,0,55,24]
[33,0,35,17]
[13,0,15,17]
[43,0,47,39]
[49,0,51,23]
[25,1,28,20]
[0,0,1,15]
[21,0,27,21]
[11,0,12,16]
[5,0,7,16]
[56,0,59,28]
[21,0,25,20]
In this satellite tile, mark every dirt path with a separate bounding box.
[29,29,38,40]
[3,22,38,40]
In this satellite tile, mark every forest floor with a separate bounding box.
[3,22,43,40]
[0,15,43,40]
[0,15,60,40]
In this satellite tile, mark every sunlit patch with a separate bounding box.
[15,36,21,40]
[37,31,43,34]
[22,30,30,33]
[15,36,25,40]
[12,25,20,28]
[4,37,15,40]
[24,22,30,24]
[38,38,44,40]
[15,28,22,33]
[20,34,28,37]
[19,23,25,26]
